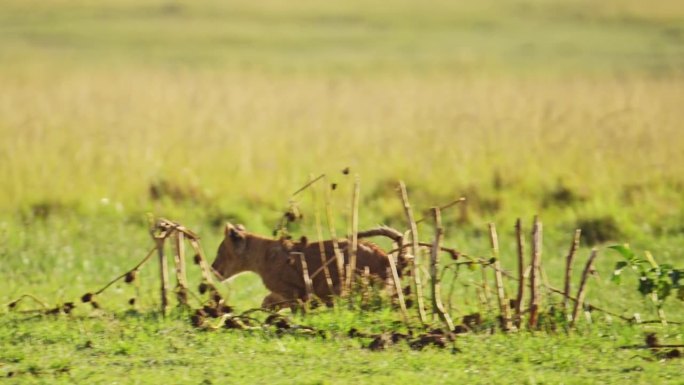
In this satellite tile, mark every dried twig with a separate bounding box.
[154,235,170,316]
[388,243,461,261]
[6,294,50,310]
[187,239,220,288]
[645,251,668,326]
[514,219,525,328]
[415,197,466,224]
[92,247,156,296]
[294,252,313,303]
[489,223,512,331]
[323,176,346,296]
[398,181,428,325]
[310,175,335,295]
[291,173,326,197]
[563,229,581,314]
[386,242,411,328]
[570,248,599,328]
[529,216,542,329]
[355,226,403,243]
[156,218,200,240]
[430,207,454,330]
[346,176,360,299]
[174,231,189,306]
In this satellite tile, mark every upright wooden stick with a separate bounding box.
[310,176,335,295]
[387,244,411,328]
[514,219,525,328]
[489,223,512,331]
[155,235,170,316]
[398,181,428,325]
[361,266,371,309]
[563,229,581,314]
[346,176,360,298]
[430,207,455,330]
[188,239,218,287]
[294,252,313,302]
[323,178,346,297]
[570,248,599,328]
[528,216,542,329]
[174,231,189,306]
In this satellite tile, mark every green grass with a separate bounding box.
[0,311,682,384]
[1,0,684,383]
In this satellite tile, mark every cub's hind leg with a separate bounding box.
[261,292,288,310]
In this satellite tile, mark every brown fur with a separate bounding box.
[211,223,394,308]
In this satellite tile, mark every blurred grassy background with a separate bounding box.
[1,0,683,310]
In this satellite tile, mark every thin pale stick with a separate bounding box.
[570,248,599,328]
[398,181,427,325]
[489,223,513,331]
[430,207,455,330]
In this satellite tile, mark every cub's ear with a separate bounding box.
[224,222,246,236]
[226,223,247,254]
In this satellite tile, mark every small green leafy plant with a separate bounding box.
[609,244,684,321]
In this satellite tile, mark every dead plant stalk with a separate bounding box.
[570,248,599,328]
[528,216,542,329]
[489,223,513,331]
[398,181,428,325]
[430,207,455,330]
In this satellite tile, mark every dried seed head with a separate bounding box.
[220,304,233,314]
[342,167,350,175]
[331,183,337,190]
[81,293,94,303]
[191,314,204,328]
[284,211,296,222]
[193,254,201,265]
[62,302,75,314]
[8,300,19,309]
[299,236,308,246]
[203,305,219,318]
[212,292,222,304]
[198,282,209,294]
[124,271,136,283]
[128,298,136,306]
[224,318,244,329]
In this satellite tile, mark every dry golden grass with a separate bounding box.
[1,71,682,215]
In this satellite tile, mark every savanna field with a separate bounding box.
[1,0,684,383]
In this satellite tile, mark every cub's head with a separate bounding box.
[211,223,248,281]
